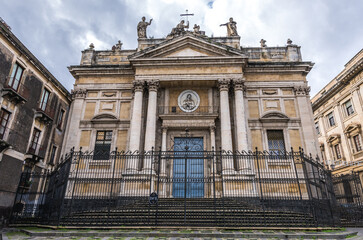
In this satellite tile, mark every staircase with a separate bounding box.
[60,198,316,227]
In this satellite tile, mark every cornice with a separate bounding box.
[244,61,314,75]
[0,21,71,100]
[312,58,363,111]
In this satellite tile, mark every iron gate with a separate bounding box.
[11,148,338,227]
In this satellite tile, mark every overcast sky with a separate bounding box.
[1,0,362,96]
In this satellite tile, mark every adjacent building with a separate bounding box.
[0,18,71,221]
[312,49,363,204]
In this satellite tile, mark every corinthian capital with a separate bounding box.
[232,78,246,91]
[293,85,311,96]
[218,78,230,91]
[147,79,159,92]
[71,88,87,100]
[133,80,145,92]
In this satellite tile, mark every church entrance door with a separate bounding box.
[172,137,204,198]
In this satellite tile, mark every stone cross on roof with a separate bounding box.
[180,9,194,27]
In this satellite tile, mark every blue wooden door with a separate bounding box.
[173,137,204,198]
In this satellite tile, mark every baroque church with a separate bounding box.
[9,16,337,227]
[63,16,319,166]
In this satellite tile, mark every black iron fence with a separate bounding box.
[11,148,339,227]
[333,172,363,226]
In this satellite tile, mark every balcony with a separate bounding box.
[158,106,219,121]
[1,77,30,104]
[35,105,55,123]
[25,143,46,164]
[159,106,218,115]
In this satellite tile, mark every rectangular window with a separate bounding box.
[39,88,50,111]
[29,128,41,154]
[267,130,286,154]
[344,100,354,116]
[334,144,342,159]
[315,122,320,135]
[8,62,24,91]
[48,145,57,165]
[93,130,112,160]
[327,112,335,127]
[57,109,65,129]
[0,109,11,140]
[353,135,362,152]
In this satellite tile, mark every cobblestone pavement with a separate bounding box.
[2,237,343,240]
[2,228,361,240]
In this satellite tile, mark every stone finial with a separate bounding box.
[112,40,122,51]
[260,39,267,48]
[287,38,293,45]
[218,78,230,91]
[88,43,95,50]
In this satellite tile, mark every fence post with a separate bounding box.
[56,147,74,226]
[155,147,162,226]
[108,147,117,226]
[212,147,217,225]
[148,147,154,225]
[300,147,317,226]
[291,148,303,201]
[219,147,225,226]
[69,147,82,218]
[255,147,265,225]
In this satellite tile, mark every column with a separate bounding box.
[294,85,319,157]
[62,89,86,155]
[143,80,159,172]
[218,79,234,172]
[126,81,144,172]
[160,126,167,176]
[233,78,248,152]
[233,78,251,171]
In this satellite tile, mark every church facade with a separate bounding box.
[10,18,338,227]
[64,19,319,160]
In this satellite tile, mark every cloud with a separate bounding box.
[0,0,362,96]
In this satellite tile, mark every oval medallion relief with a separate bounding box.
[178,90,200,113]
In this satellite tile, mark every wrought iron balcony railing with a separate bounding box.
[27,142,47,161]
[2,77,30,104]
[158,106,219,115]
[35,105,55,123]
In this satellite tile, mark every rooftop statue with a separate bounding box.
[220,17,238,37]
[168,20,189,37]
[193,24,205,36]
[137,16,153,38]
[260,39,267,47]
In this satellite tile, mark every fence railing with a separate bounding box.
[11,148,338,227]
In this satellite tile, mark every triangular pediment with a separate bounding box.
[129,33,246,60]
[164,47,211,57]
